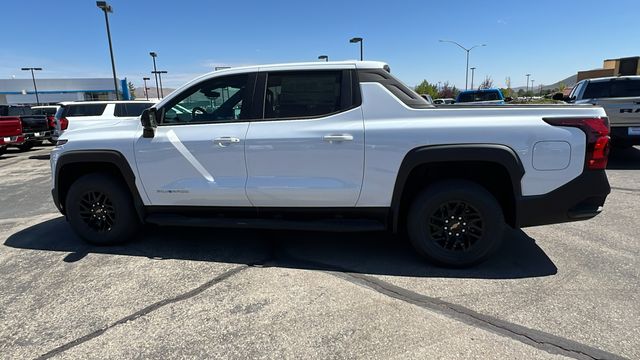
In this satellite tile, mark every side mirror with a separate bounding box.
[141,108,157,138]
[552,93,565,101]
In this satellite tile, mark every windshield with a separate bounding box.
[31,107,58,116]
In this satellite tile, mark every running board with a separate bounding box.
[144,214,387,232]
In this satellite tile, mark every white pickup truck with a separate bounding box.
[50,61,611,267]
[557,76,640,148]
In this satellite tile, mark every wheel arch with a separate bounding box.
[390,144,525,232]
[53,150,145,221]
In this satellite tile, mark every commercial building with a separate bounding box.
[577,56,640,81]
[0,78,130,105]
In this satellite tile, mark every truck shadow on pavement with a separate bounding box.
[607,146,640,170]
[5,216,557,280]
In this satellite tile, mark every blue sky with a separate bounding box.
[1,0,639,89]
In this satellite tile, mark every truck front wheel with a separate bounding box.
[407,180,505,267]
[65,173,139,245]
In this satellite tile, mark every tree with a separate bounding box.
[414,80,439,99]
[557,82,567,93]
[517,88,525,97]
[479,76,493,89]
[128,81,136,100]
[438,81,459,98]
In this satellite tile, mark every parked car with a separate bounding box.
[456,89,505,104]
[32,105,60,144]
[433,98,455,105]
[0,105,49,150]
[0,116,25,156]
[554,76,640,148]
[51,61,611,267]
[52,100,156,141]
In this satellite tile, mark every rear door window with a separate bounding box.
[263,71,344,119]
[64,104,107,117]
[114,103,154,117]
[583,81,610,99]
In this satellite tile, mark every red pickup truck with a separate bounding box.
[0,117,25,156]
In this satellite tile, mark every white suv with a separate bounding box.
[52,100,156,141]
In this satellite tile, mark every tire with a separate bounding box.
[0,146,6,156]
[17,142,34,151]
[407,180,505,267]
[65,173,139,245]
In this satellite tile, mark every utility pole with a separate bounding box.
[470,67,476,89]
[150,52,159,98]
[152,70,168,98]
[142,77,150,100]
[439,40,486,90]
[21,67,42,105]
[96,1,119,100]
[349,37,363,61]
[526,73,531,95]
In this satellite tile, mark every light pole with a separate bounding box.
[439,40,486,90]
[525,73,531,95]
[318,55,329,62]
[21,67,42,105]
[349,37,363,61]
[149,52,159,99]
[96,1,119,100]
[530,79,535,96]
[152,70,167,98]
[142,77,150,100]
[470,67,476,89]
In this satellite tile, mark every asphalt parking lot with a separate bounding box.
[0,145,638,360]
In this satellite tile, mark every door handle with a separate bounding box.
[213,136,240,147]
[323,134,353,142]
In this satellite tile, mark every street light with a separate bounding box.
[470,67,476,89]
[149,51,160,99]
[152,70,168,98]
[438,40,486,90]
[525,73,531,95]
[96,1,119,100]
[349,37,363,61]
[20,67,42,105]
[142,77,150,100]
[318,55,329,62]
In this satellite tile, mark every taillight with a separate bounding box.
[543,117,610,170]
[60,117,69,130]
[47,116,55,128]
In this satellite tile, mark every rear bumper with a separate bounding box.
[24,131,51,141]
[517,170,610,227]
[611,126,640,145]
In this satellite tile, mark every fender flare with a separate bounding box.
[53,150,145,220]
[389,144,525,231]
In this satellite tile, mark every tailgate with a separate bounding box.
[594,97,640,127]
[20,115,49,133]
[0,117,23,137]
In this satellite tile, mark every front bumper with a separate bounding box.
[517,170,610,228]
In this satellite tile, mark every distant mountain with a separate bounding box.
[133,87,175,99]
[512,74,577,91]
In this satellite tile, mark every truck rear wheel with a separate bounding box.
[65,173,139,245]
[16,142,34,151]
[407,180,505,267]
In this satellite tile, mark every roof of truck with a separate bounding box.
[585,75,640,82]
[57,100,157,106]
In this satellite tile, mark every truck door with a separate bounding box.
[135,73,257,206]
[244,68,365,206]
